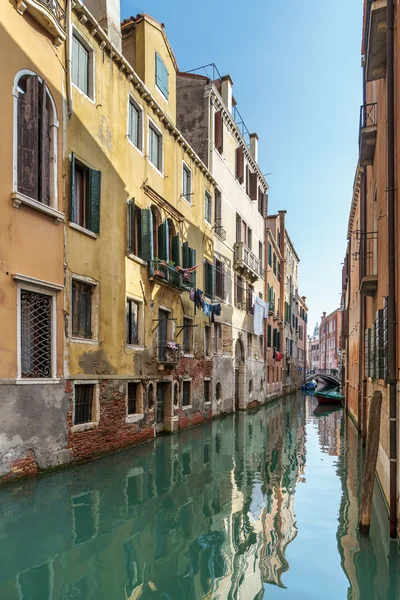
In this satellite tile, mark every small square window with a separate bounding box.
[182,164,192,203]
[74,384,95,425]
[182,380,191,407]
[127,382,138,415]
[149,123,163,171]
[204,190,212,223]
[72,34,93,98]
[72,280,94,339]
[128,98,142,150]
[126,299,139,345]
[204,380,210,403]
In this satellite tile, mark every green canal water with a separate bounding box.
[0,393,400,599]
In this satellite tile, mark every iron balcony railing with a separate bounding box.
[234,242,260,278]
[157,342,180,364]
[259,265,266,279]
[359,103,377,138]
[149,259,195,291]
[214,223,227,242]
[38,0,66,31]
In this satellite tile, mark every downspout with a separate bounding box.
[66,0,73,118]
[386,0,397,540]
[360,47,367,443]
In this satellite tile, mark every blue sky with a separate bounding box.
[121,0,363,332]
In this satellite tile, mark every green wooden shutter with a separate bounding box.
[127,199,134,254]
[277,330,280,351]
[182,241,189,268]
[162,61,169,99]
[172,234,180,266]
[190,247,196,286]
[87,168,101,234]
[70,152,76,222]
[267,324,272,347]
[158,222,167,260]
[205,261,214,297]
[155,53,163,89]
[268,243,272,266]
[141,208,154,262]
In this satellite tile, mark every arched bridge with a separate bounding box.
[306,369,341,387]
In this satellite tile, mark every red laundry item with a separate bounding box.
[275,352,283,362]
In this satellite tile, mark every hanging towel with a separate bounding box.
[194,289,204,309]
[253,297,264,336]
[203,302,211,317]
[263,301,270,318]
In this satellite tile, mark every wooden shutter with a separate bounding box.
[214,110,223,153]
[141,208,154,262]
[87,168,102,234]
[267,324,272,347]
[268,243,272,266]
[155,53,168,98]
[236,214,242,243]
[249,172,258,201]
[182,241,189,268]
[236,147,244,183]
[162,61,169,99]
[246,166,250,196]
[277,330,280,351]
[70,152,76,222]
[40,83,50,206]
[172,234,181,266]
[205,261,214,297]
[158,222,167,260]
[189,247,196,286]
[215,191,222,224]
[17,75,39,200]
[127,199,134,254]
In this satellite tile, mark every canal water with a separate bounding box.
[0,393,399,599]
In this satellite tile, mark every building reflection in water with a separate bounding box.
[0,394,399,599]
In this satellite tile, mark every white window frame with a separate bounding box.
[204,190,212,225]
[15,277,62,383]
[71,27,95,102]
[12,69,62,220]
[181,378,192,410]
[127,95,144,153]
[126,380,144,423]
[125,294,144,349]
[182,161,192,204]
[71,380,100,431]
[148,117,164,175]
[70,274,99,344]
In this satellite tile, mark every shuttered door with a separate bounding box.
[127,199,134,254]
[40,84,50,205]
[87,169,102,234]
[18,75,39,200]
[158,309,168,361]
[172,234,180,266]
[182,241,189,268]
[70,153,76,222]
[141,208,154,262]
[267,324,272,347]
[157,222,167,261]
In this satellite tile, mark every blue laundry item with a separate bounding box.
[203,302,211,317]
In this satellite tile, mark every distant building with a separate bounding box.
[319,309,341,372]
[308,326,320,372]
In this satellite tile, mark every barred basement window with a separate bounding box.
[74,384,94,424]
[182,380,191,407]
[204,380,210,403]
[127,382,138,415]
[20,289,52,378]
[72,280,93,339]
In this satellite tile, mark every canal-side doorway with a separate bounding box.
[155,381,173,434]
[234,338,246,410]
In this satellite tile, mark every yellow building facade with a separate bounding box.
[66,5,216,463]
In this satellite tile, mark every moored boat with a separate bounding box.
[315,389,344,405]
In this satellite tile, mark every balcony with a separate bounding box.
[356,230,378,296]
[16,0,67,46]
[365,0,387,81]
[259,265,266,279]
[149,260,195,292]
[157,342,180,365]
[214,223,227,242]
[359,103,377,166]
[234,242,260,281]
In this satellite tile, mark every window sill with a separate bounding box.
[204,401,212,406]
[69,222,98,239]
[70,337,99,345]
[126,413,144,424]
[16,378,60,385]
[12,192,64,223]
[183,352,194,358]
[148,159,164,177]
[127,253,147,267]
[72,82,95,104]
[71,422,99,433]
[127,137,144,155]
[182,404,192,410]
[125,344,145,352]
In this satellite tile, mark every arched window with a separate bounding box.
[14,71,58,209]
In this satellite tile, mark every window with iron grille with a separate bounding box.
[20,289,52,378]
[204,380,210,403]
[74,384,95,425]
[182,380,191,406]
[72,280,93,339]
[182,317,192,354]
[215,258,224,299]
[127,382,138,415]
[126,299,139,345]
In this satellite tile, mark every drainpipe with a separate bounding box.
[386,0,397,540]
[66,0,73,118]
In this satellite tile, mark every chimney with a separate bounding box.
[220,75,233,114]
[249,133,259,163]
[85,0,122,52]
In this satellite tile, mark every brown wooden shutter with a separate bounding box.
[264,193,269,218]
[246,166,250,195]
[17,75,39,200]
[249,172,258,201]
[214,110,223,153]
[40,83,50,206]
[235,146,244,183]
